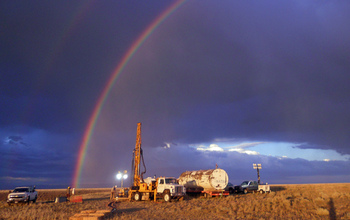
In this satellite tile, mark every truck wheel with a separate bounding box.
[204,193,212,198]
[27,196,31,204]
[134,192,141,201]
[260,190,263,194]
[243,189,248,194]
[163,192,171,202]
[33,196,37,203]
[229,188,234,195]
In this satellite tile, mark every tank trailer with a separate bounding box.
[178,168,229,197]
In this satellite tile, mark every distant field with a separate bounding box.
[1,183,349,219]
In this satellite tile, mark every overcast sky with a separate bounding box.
[1,0,350,190]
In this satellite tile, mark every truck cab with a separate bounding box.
[156,177,185,201]
[139,177,185,202]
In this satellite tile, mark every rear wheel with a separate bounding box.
[33,195,37,203]
[243,189,248,194]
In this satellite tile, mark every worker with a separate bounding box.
[66,186,71,200]
[110,185,117,201]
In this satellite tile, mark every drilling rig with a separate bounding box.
[128,123,186,202]
[132,122,144,188]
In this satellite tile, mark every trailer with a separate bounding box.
[178,168,229,197]
[202,190,229,198]
[257,183,271,193]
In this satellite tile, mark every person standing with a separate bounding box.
[110,185,117,201]
[66,186,71,200]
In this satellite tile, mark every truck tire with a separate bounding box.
[163,192,171,202]
[229,188,234,195]
[243,189,248,194]
[204,193,212,198]
[134,192,141,201]
[27,196,30,204]
[33,195,37,203]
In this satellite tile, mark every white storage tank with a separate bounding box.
[178,168,229,191]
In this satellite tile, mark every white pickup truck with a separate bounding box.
[7,186,38,205]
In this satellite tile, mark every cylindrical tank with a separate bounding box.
[178,169,229,191]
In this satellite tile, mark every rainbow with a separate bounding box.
[72,0,187,188]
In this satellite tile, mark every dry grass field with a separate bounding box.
[0,183,349,219]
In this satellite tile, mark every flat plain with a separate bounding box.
[0,183,349,219]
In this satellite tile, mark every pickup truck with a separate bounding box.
[7,186,38,205]
[234,180,258,194]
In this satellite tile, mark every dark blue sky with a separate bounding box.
[1,0,350,189]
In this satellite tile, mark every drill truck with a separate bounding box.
[128,123,185,202]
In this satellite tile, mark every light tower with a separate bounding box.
[116,170,128,188]
[253,163,262,184]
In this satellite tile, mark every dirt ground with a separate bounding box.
[1,184,350,219]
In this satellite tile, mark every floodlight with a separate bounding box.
[116,172,122,180]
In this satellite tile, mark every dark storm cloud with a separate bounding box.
[0,0,175,133]
[0,131,76,189]
[0,0,180,189]
[1,0,350,189]
[98,0,350,155]
[4,135,28,147]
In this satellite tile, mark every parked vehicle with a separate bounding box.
[7,186,38,205]
[224,182,235,195]
[139,177,186,201]
[234,180,258,194]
